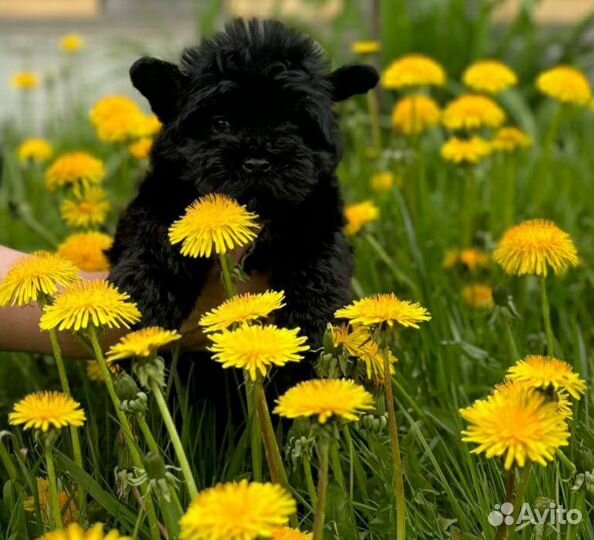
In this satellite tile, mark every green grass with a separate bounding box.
[1,2,594,539]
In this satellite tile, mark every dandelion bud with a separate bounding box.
[533,496,554,511]
[114,467,132,499]
[120,391,148,418]
[37,428,60,449]
[323,324,336,354]
[114,372,140,401]
[140,451,180,502]
[133,356,166,389]
[492,286,510,307]
[144,451,167,480]
[86,500,105,523]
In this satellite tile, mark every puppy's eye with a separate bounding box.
[213,118,231,132]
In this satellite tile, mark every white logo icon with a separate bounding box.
[488,502,514,526]
[488,502,582,527]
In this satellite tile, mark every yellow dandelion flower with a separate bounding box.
[493,219,579,276]
[274,379,374,424]
[491,126,532,153]
[462,284,494,310]
[41,523,130,540]
[180,480,295,540]
[344,200,379,236]
[136,114,162,137]
[335,293,431,329]
[18,138,53,164]
[169,194,260,258]
[107,327,181,361]
[506,355,586,400]
[330,324,398,381]
[86,360,119,383]
[128,137,153,160]
[382,54,446,89]
[208,324,309,381]
[331,325,398,381]
[555,391,573,420]
[60,186,110,229]
[443,248,490,272]
[9,391,85,432]
[460,381,570,470]
[536,66,592,106]
[0,251,79,307]
[330,324,372,357]
[45,152,105,191]
[391,94,440,135]
[57,232,113,272]
[360,345,397,382]
[351,41,381,55]
[89,96,147,143]
[39,280,141,332]
[199,290,285,333]
[463,60,518,94]
[24,478,78,525]
[441,136,491,164]
[10,71,39,90]
[370,171,395,192]
[442,94,505,130]
[272,527,313,540]
[60,34,84,53]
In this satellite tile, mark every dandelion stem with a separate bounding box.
[540,276,555,356]
[44,443,62,529]
[253,377,297,525]
[217,253,264,483]
[501,315,520,362]
[47,328,85,511]
[149,379,199,500]
[136,416,160,455]
[218,253,237,298]
[503,157,517,230]
[312,436,330,540]
[504,467,516,503]
[248,388,264,482]
[557,449,576,474]
[534,105,563,210]
[253,378,289,488]
[384,348,406,540]
[303,452,318,507]
[462,166,477,247]
[88,330,140,454]
[367,89,382,152]
[87,328,161,540]
[494,470,517,540]
[509,464,532,539]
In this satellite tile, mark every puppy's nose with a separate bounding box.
[243,158,271,174]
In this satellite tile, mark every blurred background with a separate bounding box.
[1,0,594,125]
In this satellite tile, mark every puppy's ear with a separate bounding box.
[130,57,187,122]
[328,64,379,102]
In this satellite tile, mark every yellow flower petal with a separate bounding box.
[274,379,374,424]
[494,219,579,276]
[9,391,86,432]
[169,194,260,258]
[180,480,295,540]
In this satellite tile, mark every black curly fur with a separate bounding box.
[108,19,378,352]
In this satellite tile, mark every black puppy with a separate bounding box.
[108,19,378,349]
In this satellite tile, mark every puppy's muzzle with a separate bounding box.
[242,158,271,174]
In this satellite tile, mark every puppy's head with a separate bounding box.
[131,19,378,209]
